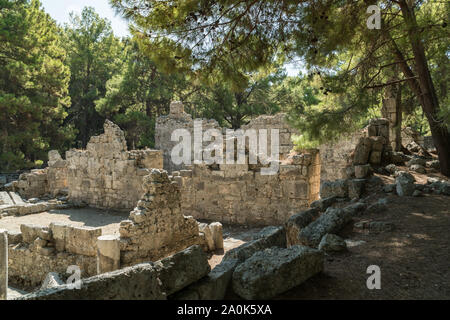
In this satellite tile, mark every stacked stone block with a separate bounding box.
[66,120,163,210]
[178,150,321,226]
[118,169,203,266]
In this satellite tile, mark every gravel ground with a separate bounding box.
[0,207,129,236]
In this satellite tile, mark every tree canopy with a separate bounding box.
[109,0,450,175]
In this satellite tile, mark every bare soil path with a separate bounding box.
[0,208,128,236]
[276,193,450,300]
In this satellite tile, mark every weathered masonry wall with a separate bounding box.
[155,102,221,172]
[318,131,364,182]
[7,223,100,288]
[177,151,321,226]
[66,120,163,210]
[118,169,203,266]
[12,150,68,199]
[6,169,207,288]
[155,102,298,173]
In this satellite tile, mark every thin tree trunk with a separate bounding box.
[397,0,450,176]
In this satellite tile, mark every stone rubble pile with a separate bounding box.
[118,169,204,266]
[0,191,70,218]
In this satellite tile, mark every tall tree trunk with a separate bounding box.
[398,0,450,176]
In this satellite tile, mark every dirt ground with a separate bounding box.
[207,224,264,269]
[3,172,449,300]
[0,207,128,236]
[274,172,450,300]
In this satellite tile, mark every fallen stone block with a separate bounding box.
[343,201,367,216]
[198,223,215,251]
[209,222,223,250]
[285,208,320,247]
[171,258,239,300]
[410,164,426,174]
[19,262,166,300]
[298,208,352,247]
[348,179,366,199]
[406,157,426,167]
[232,246,324,300]
[320,179,348,198]
[223,226,286,262]
[426,160,440,170]
[153,245,210,296]
[396,174,415,196]
[318,234,347,252]
[310,196,337,212]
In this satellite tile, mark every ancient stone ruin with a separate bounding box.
[0,101,447,300]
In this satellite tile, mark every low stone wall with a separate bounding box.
[6,168,211,289]
[11,151,68,199]
[18,245,210,300]
[7,223,101,288]
[178,151,321,226]
[66,120,163,210]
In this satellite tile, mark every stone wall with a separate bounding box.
[318,131,364,182]
[66,120,163,210]
[318,119,391,182]
[118,169,203,266]
[5,169,212,290]
[155,101,222,172]
[177,150,321,226]
[155,102,298,173]
[241,113,298,160]
[7,223,100,288]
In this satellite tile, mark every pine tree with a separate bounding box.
[0,0,73,171]
[110,0,450,176]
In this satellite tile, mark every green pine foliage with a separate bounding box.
[0,0,73,171]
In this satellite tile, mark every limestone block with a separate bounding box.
[198,223,215,251]
[152,245,210,296]
[298,207,352,247]
[209,222,223,250]
[20,263,166,300]
[20,224,48,244]
[65,226,102,257]
[318,234,347,252]
[97,235,120,274]
[354,164,371,179]
[310,196,337,212]
[232,246,324,299]
[173,258,239,300]
[353,137,372,165]
[224,226,286,262]
[285,208,320,247]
